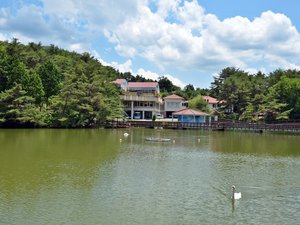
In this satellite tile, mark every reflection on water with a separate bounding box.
[0,128,299,225]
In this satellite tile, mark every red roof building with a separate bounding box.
[202,96,219,104]
[202,96,224,110]
[173,108,208,116]
[164,94,184,100]
[127,82,158,88]
[172,108,209,123]
[112,79,126,85]
[164,94,187,118]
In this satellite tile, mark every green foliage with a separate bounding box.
[49,69,124,128]
[0,40,125,128]
[25,71,45,104]
[267,76,300,119]
[158,76,178,93]
[188,95,210,113]
[0,84,47,127]
[211,66,300,122]
[38,60,62,101]
[1,39,300,126]
[184,84,196,99]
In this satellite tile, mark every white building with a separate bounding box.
[202,96,223,111]
[113,79,163,119]
[163,94,187,118]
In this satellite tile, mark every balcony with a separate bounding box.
[121,93,162,102]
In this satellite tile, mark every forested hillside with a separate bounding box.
[1,39,300,127]
[0,39,124,127]
[210,67,300,121]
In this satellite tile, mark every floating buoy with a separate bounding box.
[197,138,201,142]
[120,138,122,142]
[172,139,176,143]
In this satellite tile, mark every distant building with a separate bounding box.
[172,108,210,123]
[113,79,229,120]
[163,94,187,118]
[202,96,223,111]
[113,79,163,119]
[112,79,128,91]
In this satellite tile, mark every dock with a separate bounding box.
[105,120,300,133]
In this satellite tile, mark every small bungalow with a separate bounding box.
[172,108,210,123]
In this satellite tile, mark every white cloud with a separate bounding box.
[137,68,160,80]
[69,43,85,52]
[137,68,186,88]
[176,0,205,30]
[111,60,133,73]
[115,45,137,58]
[43,0,77,18]
[165,74,186,88]
[107,1,300,76]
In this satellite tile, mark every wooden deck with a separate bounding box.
[105,120,300,133]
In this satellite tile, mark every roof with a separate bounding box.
[127,82,158,88]
[202,96,220,104]
[173,108,209,116]
[112,79,127,85]
[164,94,184,100]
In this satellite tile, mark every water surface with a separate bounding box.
[0,129,299,225]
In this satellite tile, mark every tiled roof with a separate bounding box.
[202,96,220,104]
[128,82,158,88]
[112,79,127,85]
[164,94,184,100]
[173,108,208,116]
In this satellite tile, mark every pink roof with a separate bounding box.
[202,96,220,104]
[164,94,184,100]
[128,82,158,88]
[112,79,127,85]
[173,108,208,116]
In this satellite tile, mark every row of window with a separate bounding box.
[124,101,156,108]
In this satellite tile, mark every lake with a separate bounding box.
[0,128,299,225]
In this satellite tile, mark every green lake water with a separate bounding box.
[0,128,299,225]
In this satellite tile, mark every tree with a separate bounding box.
[158,76,175,93]
[50,68,124,128]
[268,76,300,119]
[0,84,47,127]
[183,84,196,99]
[0,40,128,127]
[188,95,210,113]
[220,71,251,117]
[38,60,62,102]
[25,71,45,104]
[210,67,240,98]
[0,47,9,92]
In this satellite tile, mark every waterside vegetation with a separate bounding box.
[1,39,300,127]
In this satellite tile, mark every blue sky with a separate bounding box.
[1,0,300,88]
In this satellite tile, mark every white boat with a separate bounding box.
[145,137,172,142]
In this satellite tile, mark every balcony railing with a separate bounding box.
[121,94,162,102]
[124,106,161,112]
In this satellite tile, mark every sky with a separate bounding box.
[1,0,300,89]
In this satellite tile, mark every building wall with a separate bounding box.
[164,99,186,117]
[122,93,163,119]
[177,115,206,123]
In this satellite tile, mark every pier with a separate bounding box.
[105,120,300,133]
